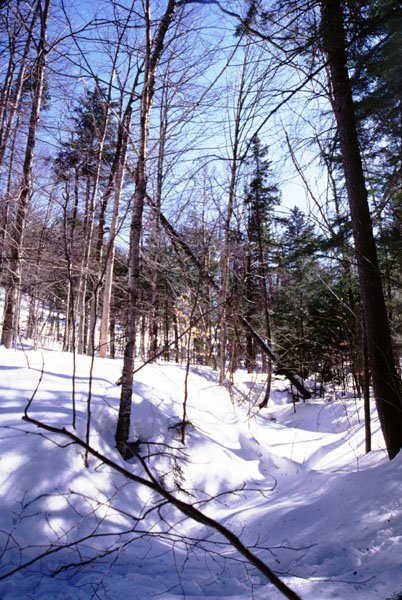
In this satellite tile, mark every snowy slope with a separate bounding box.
[0,345,401,600]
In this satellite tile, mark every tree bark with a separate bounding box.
[1,0,51,348]
[320,0,402,458]
[116,0,178,455]
[99,61,143,358]
[0,4,38,177]
[98,123,129,358]
[148,88,168,360]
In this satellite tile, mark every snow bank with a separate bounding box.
[0,346,401,599]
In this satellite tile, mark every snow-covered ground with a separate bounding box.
[0,344,401,600]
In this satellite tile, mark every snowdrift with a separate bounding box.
[0,345,401,599]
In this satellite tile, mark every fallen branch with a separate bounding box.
[21,413,302,600]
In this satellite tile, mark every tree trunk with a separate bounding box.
[218,76,243,385]
[320,0,402,459]
[76,178,93,354]
[98,140,128,357]
[1,0,51,348]
[148,91,168,360]
[79,93,113,356]
[116,0,178,456]
[0,117,19,278]
[363,327,371,454]
[0,5,38,177]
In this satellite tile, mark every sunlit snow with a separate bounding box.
[0,344,401,600]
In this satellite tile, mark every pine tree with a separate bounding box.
[54,85,116,354]
[272,207,318,378]
[243,136,280,403]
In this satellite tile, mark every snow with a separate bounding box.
[0,344,401,600]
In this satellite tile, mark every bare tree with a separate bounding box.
[1,0,51,348]
[116,0,180,455]
[0,2,38,177]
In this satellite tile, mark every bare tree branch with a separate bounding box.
[21,413,301,600]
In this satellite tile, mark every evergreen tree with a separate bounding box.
[54,85,117,354]
[272,207,319,378]
[349,0,401,168]
[243,136,280,393]
[273,207,356,386]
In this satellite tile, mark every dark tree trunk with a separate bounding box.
[0,6,38,176]
[363,328,372,454]
[320,0,402,459]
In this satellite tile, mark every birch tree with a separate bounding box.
[1,0,51,348]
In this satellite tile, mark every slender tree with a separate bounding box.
[116,0,179,456]
[1,0,51,348]
[244,136,280,405]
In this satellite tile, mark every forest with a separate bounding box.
[0,1,401,598]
